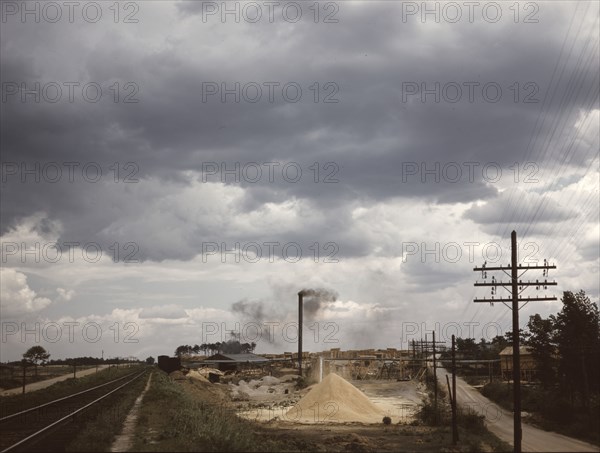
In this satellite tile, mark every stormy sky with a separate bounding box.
[1,0,598,362]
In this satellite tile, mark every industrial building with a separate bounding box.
[499,346,537,381]
[202,353,269,372]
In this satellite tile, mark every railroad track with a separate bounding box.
[0,369,147,452]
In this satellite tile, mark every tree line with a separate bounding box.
[174,339,257,357]
[6,346,140,376]
[451,290,599,408]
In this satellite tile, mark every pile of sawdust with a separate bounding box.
[278,374,299,383]
[260,375,280,385]
[229,376,294,400]
[197,368,224,376]
[187,370,210,383]
[286,373,384,424]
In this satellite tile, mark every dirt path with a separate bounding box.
[438,369,599,452]
[0,365,109,396]
[111,373,153,452]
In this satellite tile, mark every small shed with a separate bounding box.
[202,353,269,372]
[499,346,537,382]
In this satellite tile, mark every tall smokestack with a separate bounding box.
[298,291,303,376]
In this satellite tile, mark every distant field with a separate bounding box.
[0,365,145,416]
[0,364,96,390]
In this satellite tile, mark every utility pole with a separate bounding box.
[22,361,26,394]
[445,374,453,422]
[446,373,456,434]
[451,334,458,444]
[473,230,557,453]
[298,291,303,377]
[432,331,438,421]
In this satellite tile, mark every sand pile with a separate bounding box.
[286,373,384,423]
[229,376,294,401]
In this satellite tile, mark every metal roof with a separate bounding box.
[499,346,532,356]
[204,353,268,363]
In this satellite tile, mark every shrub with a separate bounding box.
[458,408,486,435]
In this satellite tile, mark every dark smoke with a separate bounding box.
[231,298,279,345]
[300,288,338,319]
[231,299,265,322]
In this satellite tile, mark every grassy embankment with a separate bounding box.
[131,370,284,452]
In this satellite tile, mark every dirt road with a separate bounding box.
[0,365,109,396]
[438,369,599,452]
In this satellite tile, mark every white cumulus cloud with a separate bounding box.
[0,268,52,316]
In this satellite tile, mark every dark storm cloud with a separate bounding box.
[577,239,600,262]
[464,189,578,225]
[1,1,597,261]
[400,257,468,292]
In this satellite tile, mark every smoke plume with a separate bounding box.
[231,298,265,322]
[300,288,338,319]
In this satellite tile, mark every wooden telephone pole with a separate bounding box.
[473,230,557,453]
[298,291,303,377]
[429,331,446,422]
[432,331,437,416]
[451,334,458,444]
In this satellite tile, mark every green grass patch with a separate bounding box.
[132,370,284,452]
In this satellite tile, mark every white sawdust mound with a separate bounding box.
[188,370,210,383]
[286,373,384,424]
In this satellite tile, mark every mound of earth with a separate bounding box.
[286,373,384,423]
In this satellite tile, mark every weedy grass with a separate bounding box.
[132,370,283,452]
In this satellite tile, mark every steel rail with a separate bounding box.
[0,370,139,422]
[0,370,147,453]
